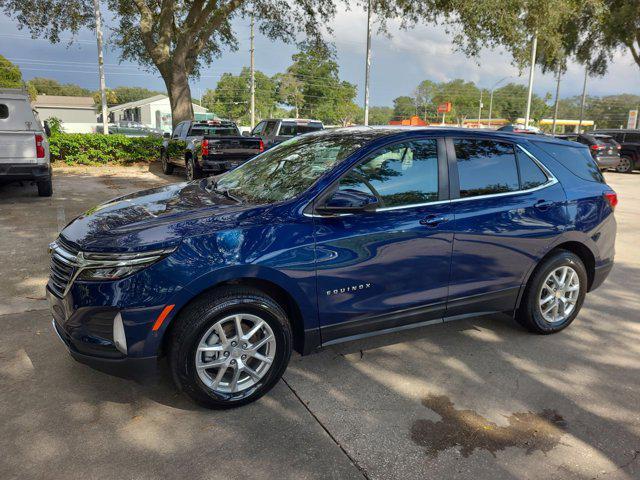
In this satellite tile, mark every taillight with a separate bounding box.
[201,139,209,156]
[259,139,265,152]
[590,144,605,151]
[35,134,45,159]
[604,191,618,211]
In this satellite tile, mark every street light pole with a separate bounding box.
[524,32,538,128]
[477,90,483,127]
[363,0,372,126]
[488,76,511,127]
[552,63,562,135]
[578,66,588,132]
[250,13,255,129]
[93,0,108,134]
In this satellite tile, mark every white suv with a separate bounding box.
[0,88,52,196]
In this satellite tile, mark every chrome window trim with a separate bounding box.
[306,143,557,218]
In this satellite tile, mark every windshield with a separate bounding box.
[214,132,373,204]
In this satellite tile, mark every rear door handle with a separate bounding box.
[534,200,553,211]
[420,215,449,227]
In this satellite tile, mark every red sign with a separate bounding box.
[437,102,452,114]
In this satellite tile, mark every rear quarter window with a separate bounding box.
[533,142,604,183]
[0,104,8,119]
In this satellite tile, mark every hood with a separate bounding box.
[60,180,259,252]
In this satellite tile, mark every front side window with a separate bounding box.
[252,121,265,136]
[0,104,8,119]
[172,122,184,139]
[338,139,439,208]
[215,132,386,204]
[454,139,519,198]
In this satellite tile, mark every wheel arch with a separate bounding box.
[158,267,317,358]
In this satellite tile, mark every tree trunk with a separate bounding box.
[161,63,194,127]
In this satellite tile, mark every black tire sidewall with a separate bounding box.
[37,178,53,197]
[522,251,588,333]
[171,291,292,408]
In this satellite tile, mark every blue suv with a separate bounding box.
[48,128,617,408]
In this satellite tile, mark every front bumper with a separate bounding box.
[0,162,51,182]
[52,319,158,379]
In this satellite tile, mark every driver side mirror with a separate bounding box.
[316,188,379,214]
[43,121,51,137]
[163,132,171,139]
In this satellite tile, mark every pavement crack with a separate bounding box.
[282,377,371,480]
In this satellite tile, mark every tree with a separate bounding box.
[491,83,551,122]
[0,54,24,88]
[274,72,304,118]
[368,106,394,125]
[27,77,92,96]
[110,86,164,104]
[201,67,277,123]
[392,96,416,119]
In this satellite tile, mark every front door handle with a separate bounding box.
[420,215,449,227]
[534,199,553,211]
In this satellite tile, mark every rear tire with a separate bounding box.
[616,156,633,173]
[516,250,587,334]
[169,286,292,409]
[185,157,202,181]
[161,151,174,175]
[37,178,53,197]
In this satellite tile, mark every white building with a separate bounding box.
[107,95,209,133]
[34,95,97,133]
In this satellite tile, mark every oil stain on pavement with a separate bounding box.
[411,395,567,457]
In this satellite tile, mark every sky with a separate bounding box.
[2,4,640,107]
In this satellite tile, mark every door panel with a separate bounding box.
[314,138,453,342]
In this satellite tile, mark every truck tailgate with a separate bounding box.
[205,136,262,157]
[0,131,36,164]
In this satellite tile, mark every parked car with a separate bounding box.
[0,88,52,196]
[591,129,640,173]
[48,127,616,408]
[251,118,324,148]
[106,121,164,137]
[555,133,621,171]
[161,120,264,180]
[497,124,544,135]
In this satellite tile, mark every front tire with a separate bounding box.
[516,250,587,334]
[161,151,174,175]
[169,286,292,409]
[616,156,633,173]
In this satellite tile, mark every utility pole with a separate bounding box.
[363,0,372,126]
[488,76,510,127]
[552,64,562,135]
[250,13,255,129]
[578,67,588,131]
[93,0,108,134]
[524,32,538,128]
[477,90,483,127]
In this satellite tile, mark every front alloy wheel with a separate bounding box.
[195,313,276,394]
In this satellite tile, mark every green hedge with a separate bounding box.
[49,133,163,165]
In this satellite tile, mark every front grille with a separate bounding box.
[48,238,79,298]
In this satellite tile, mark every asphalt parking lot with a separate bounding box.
[1,164,638,480]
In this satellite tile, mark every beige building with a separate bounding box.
[33,95,97,133]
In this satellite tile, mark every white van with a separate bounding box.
[0,88,52,196]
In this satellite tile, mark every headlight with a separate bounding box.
[76,247,176,281]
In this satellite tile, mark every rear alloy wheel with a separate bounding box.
[517,250,587,334]
[169,286,292,408]
[616,156,633,173]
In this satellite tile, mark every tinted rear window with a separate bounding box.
[534,142,604,183]
[190,126,238,136]
[625,133,640,142]
[0,104,8,119]
[279,123,323,136]
[454,139,520,198]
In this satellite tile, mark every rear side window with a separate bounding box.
[339,139,439,207]
[516,149,548,189]
[534,142,604,183]
[0,104,8,119]
[454,139,520,198]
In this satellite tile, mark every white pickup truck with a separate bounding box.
[0,88,52,196]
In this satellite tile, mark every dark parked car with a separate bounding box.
[555,133,621,171]
[107,121,164,137]
[251,118,324,148]
[48,127,616,408]
[591,129,640,173]
[161,120,264,180]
